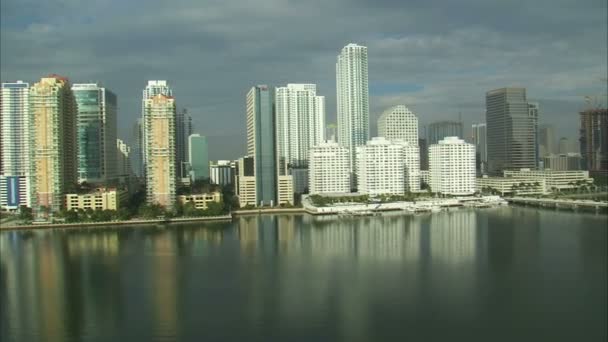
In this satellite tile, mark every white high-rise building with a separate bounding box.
[308,141,350,194]
[141,81,172,170]
[395,140,421,192]
[378,105,419,146]
[356,137,405,195]
[336,43,369,174]
[429,136,476,195]
[275,84,325,168]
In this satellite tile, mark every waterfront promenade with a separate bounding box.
[507,197,608,212]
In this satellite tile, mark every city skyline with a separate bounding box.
[1,0,606,160]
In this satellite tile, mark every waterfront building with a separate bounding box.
[308,141,350,195]
[0,81,31,209]
[0,175,30,211]
[141,81,172,171]
[65,188,127,211]
[29,75,78,214]
[72,83,117,185]
[275,84,325,168]
[336,43,369,174]
[356,137,406,195]
[579,108,608,176]
[178,191,222,210]
[429,136,476,195]
[176,108,193,178]
[471,123,487,175]
[188,134,209,181]
[503,169,593,192]
[210,160,235,186]
[396,140,421,192]
[246,85,279,205]
[235,157,257,207]
[477,176,546,196]
[486,88,538,174]
[539,125,556,157]
[277,175,294,205]
[377,105,418,146]
[543,153,582,171]
[143,94,177,209]
[428,121,463,145]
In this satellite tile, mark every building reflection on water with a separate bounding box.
[2,207,590,341]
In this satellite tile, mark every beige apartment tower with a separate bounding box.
[144,94,177,209]
[29,75,78,215]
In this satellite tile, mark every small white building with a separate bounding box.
[429,136,476,195]
[356,137,406,195]
[309,141,350,195]
[503,169,593,192]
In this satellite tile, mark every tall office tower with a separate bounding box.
[427,121,464,145]
[486,88,538,175]
[539,125,556,157]
[395,140,421,192]
[377,105,419,146]
[29,75,78,214]
[326,123,337,142]
[72,83,117,185]
[176,108,193,178]
[143,94,177,209]
[131,119,143,178]
[336,43,369,174]
[579,108,608,175]
[471,123,487,175]
[543,153,582,171]
[141,81,172,171]
[116,139,132,177]
[210,160,236,186]
[558,137,578,154]
[429,137,476,195]
[308,141,350,195]
[188,134,209,181]
[246,85,286,206]
[356,137,406,195]
[275,84,325,194]
[0,81,31,209]
[418,138,429,170]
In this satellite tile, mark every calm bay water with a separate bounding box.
[0,206,606,342]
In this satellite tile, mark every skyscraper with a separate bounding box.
[141,81,172,172]
[29,75,78,215]
[188,134,209,181]
[116,139,132,177]
[176,108,193,178]
[418,138,429,171]
[539,125,556,157]
[377,105,419,146]
[275,84,325,167]
[308,141,350,195]
[143,94,177,209]
[246,85,286,206]
[429,137,476,195]
[336,43,369,175]
[275,84,325,194]
[558,137,578,154]
[428,121,463,145]
[356,137,406,195]
[486,88,538,175]
[0,81,31,209]
[579,108,608,175]
[72,83,117,185]
[471,123,487,175]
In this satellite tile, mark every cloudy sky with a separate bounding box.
[1,0,606,160]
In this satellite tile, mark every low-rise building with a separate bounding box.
[178,192,222,210]
[503,169,593,192]
[543,153,582,171]
[65,188,127,211]
[277,175,294,205]
[477,176,546,196]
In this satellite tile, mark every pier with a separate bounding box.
[507,197,608,213]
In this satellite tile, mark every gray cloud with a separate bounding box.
[1,0,606,159]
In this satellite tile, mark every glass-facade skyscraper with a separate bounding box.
[486,88,538,175]
[246,85,277,205]
[188,134,209,181]
[428,121,463,145]
[72,83,117,185]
